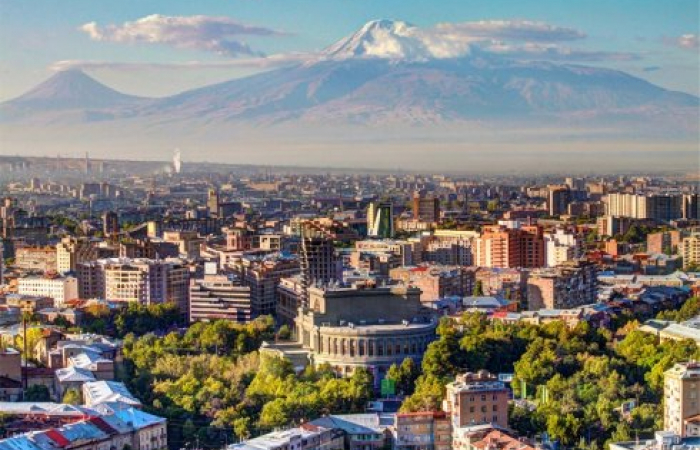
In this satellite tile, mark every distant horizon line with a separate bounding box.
[0,154,696,178]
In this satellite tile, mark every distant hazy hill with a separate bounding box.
[0,20,697,171]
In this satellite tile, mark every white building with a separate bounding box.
[544,229,582,267]
[56,237,97,274]
[82,380,142,408]
[17,276,78,307]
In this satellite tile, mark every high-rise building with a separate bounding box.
[301,221,341,286]
[413,192,440,223]
[102,211,119,237]
[207,189,219,217]
[680,234,700,270]
[545,229,582,267]
[520,225,545,268]
[56,237,98,274]
[647,194,683,222]
[443,371,510,430]
[476,226,520,269]
[239,254,300,317]
[606,193,683,221]
[367,202,394,238]
[664,362,700,437]
[526,260,597,310]
[189,275,252,323]
[77,258,189,314]
[475,225,544,269]
[683,194,700,220]
[548,186,572,217]
[647,230,681,255]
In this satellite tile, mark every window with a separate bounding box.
[493,405,498,411]
[481,395,486,401]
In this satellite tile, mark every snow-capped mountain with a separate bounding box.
[321,19,432,61]
[0,20,697,132]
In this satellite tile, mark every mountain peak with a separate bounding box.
[322,19,431,61]
[6,69,144,110]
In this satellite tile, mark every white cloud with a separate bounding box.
[321,19,634,62]
[433,20,586,42]
[79,14,284,57]
[664,33,699,51]
[50,53,310,72]
[67,17,641,72]
[481,42,640,62]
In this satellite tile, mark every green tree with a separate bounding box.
[24,385,50,401]
[277,325,291,341]
[62,388,81,405]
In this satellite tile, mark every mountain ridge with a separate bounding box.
[0,19,697,132]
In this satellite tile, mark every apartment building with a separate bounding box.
[189,275,252,323]
[680,234,700,270]
[17,275,78,307]
[77,258,189,312]
[527,261,597,310]
[443,371,509,430]
[664,362,700,437]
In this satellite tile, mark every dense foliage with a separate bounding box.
[119,316,374,450]
[76,302,183,337]
[400,299,700,448]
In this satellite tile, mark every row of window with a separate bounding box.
[318,336,431,358]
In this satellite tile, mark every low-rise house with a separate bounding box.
[55,366,96,399]
[310,414,393,450]
[393,411,451,450]
[68,352,114,380]
[0,407,167,450]
[82,380,141,408]
[228,424,344,450]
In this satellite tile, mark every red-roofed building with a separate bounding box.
[45,429,70,447]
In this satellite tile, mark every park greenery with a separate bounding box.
[119,316,373,450]
[66,302,184,337]
[106,296,700,450]
[399,297,700,448]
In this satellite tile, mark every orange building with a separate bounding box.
[443,371,510,429]
[476,225,544,269]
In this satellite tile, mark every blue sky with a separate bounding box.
[1,0,698,100]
